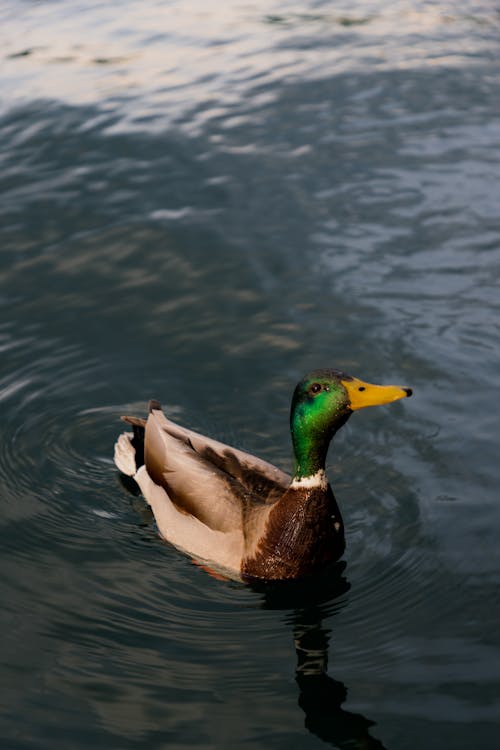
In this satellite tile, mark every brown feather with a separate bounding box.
[242,485,344,580]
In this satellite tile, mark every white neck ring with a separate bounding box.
[290,469,328,490]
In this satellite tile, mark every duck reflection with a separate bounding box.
[294,609,386,750]
[254,565,387,750]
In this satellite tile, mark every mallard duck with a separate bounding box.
[114,369,411,581]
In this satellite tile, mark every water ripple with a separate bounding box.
[0,325,431,692]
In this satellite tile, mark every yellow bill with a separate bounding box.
[341,376,412,411]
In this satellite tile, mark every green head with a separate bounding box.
[290,368,412,479]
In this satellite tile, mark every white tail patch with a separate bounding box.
[114,432,138,477]
[290,469,328,490]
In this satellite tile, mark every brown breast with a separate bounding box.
[241,484,345,581]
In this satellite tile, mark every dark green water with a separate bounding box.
[1,2,500,748]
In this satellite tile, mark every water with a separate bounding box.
[1,1,500,747]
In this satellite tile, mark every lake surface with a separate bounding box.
[1,1,500,748]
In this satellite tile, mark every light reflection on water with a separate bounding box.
[1,1,500,748]
[2,1,499,128]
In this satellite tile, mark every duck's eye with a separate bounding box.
[310,383,322,394]
[358,386,366,392]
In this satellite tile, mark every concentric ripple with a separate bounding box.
[0,324,442,686]
[0,328,344,716]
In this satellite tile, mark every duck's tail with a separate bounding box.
[114,419,145,476]
[114,400,162,476]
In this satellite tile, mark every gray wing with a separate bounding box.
[159,411,290,496]
[143,408,290,533]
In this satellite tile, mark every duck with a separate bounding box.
[114,368,412,581]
